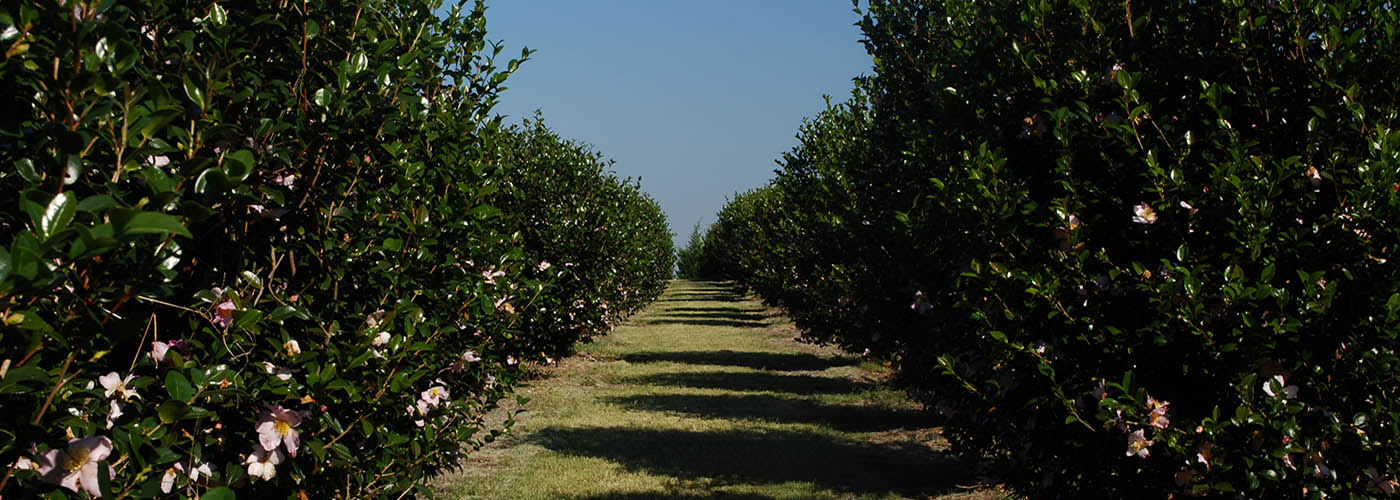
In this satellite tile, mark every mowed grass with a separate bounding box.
[431,280,1000,500]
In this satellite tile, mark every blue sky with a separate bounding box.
[477,1,872,247]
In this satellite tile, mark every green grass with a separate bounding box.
[431,280,1000,500]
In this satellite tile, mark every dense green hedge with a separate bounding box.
[492,118,674,360]
[0,1,670,498]
[704,0,1400,496]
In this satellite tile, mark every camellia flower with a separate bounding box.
[536,261,552,272]
[372,331,390,347]
[1132,203,1158,224]
[263,362,294,381]
[256,405,305,457]
[461,350,481,363]
[99,372,139,401]
[284,340,301,356]
[106,399,123,429]
[1146,396,1170,429]
[213,300,236,328]
[244,447,284,481]
[420,386,449,407]
[1125,429,1152,458]
[1263,374,1298,399]
[150,341,171,363]
[36,436,113,496]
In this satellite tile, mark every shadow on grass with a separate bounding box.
[657,311,770,322]
[604,393,926,433]
[642,318,767,328]
[563,493,776,500]
[527,426,963,497]
[622,350,855,372]
[615,371,871,395]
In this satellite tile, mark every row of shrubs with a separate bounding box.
[698,0,1399,496]
[0,1,672,498]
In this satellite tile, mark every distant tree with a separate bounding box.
[675,221,707,279]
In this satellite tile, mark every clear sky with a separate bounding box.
[476,1,872,248]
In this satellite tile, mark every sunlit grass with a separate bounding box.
[432,280,1001,500]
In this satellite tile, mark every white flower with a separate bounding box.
[461,351,481,363]
[284,340,301,356]
[160,467,178,493]
[150,341,171,363]
[244,447,284,481]
[1263,374,1298,399]
[1126,429,1153,458]
[105,399,123,429]
[99,372,139,401]
[256,405,305,456]
[36,436,113,496]
[372,331,390,347]
[537,261,552,272]
[420,386,449,407]
[1132,203,1158,224]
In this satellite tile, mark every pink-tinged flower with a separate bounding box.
[536,261,552,272]
[461,351,481,363]
[364,309,386,329]
[99,372,139,401]
[284,340,301,356]
[150,341,171,363]
[420,386,449,407]
[263,362,293,381]
[1125,429,1152,458]
[482,268,505,285]
[211,298,236,329]
[506,356,518,366]
[256,405,305,456]
[1306,166,1322,187]
[160,466,178,493]
[1196,442,1213,465]
[910,291,932,314]
[213,300,236,328]
[244,447,283,481]
[36,436,113,497]
[106,399,123,429]
[372,331,390,347]
[1282,453,1297,471]
[1146,396,1170,429]
[1132,203,1158,224]
[1263,374,1298,399]
[184,460,212,482]
[406,399,431,427]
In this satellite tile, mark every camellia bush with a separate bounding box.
[705,0,1400,496]
[0,1,670,498]
[492,118,674,361]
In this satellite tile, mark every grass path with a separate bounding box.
[432,280,996,500]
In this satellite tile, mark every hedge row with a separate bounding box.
[0,1,671,498]
[702,0,1399,496]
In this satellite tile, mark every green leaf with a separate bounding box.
[164,371,194,401]
[223,150,254,181]
[76,195,117,214]
[110,209,192,238]
[182,75,205,112]
[157,400,189,423]
[0,246,9,281]
[14,159,41,183]
[313,87,330,107]
[203,484,235,495]
[208,3,227,26]
[40,192,76,241]
[351,51,369,74]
